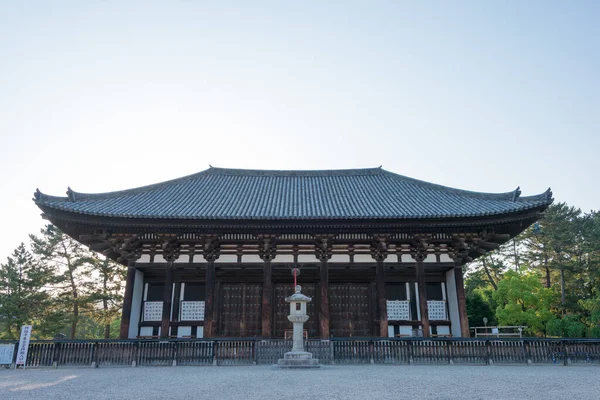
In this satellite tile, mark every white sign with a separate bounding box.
[180,301,205,321]
[387,300,410,320]
[427,301,447,320]
[143,301,163,321]
[0,344,15,365]
[16,325,32,367]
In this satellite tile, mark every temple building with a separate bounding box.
[33,167,552,340]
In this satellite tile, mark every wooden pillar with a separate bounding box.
[376,260,388,337]
[319,259,330,339]
[454,266,470,337]
[160,265,174,338]
[203,261,216,338]
[416,259,430,337]
[119,264,136,339]
[261,260,273,338]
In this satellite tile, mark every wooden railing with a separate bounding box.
[1,338,599,367]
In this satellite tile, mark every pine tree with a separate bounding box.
[30,225,95,339]
[88,254,126,338]
[0,243,56,339]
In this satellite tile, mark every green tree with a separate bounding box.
[30,225,96,339]
[493,271,556,335]
[0,243,57,339]
[88,254,126,338]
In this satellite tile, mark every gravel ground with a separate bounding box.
[1,364,598,400]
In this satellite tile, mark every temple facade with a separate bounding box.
[33,167,552,340]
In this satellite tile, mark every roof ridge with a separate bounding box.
[207,166,383,177]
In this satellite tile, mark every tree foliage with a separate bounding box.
[0,225,125,339]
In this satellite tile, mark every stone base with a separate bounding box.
[277,351,320,369]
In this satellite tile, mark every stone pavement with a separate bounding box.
[1,364,598,400]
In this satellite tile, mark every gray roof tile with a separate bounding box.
[33,167,553,220]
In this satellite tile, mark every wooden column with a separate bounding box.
[261,261,273,338]
[416,258,430,337]
[119,263,136,339]
[203,261,216,337]
[315,237,332,339]
[160,265,174,338]
[258,236,276,338]
[319,259,330,339]
[376,260,388,337]
[200,236,220,338]
[371,236,389,337]
[454,266,470,337]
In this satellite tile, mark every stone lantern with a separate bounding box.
[277,285,320,368]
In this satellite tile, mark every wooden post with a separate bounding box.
[453,266,470,337]
[258,236,276,338]
[319,259,330,339]
[204,261,216,338]
[416,259,430,337]
[202,235,220,338]
[376,260,388,337]
[119,264,136,339]
[261,260,273,338]
[161,265,174,338]
[315,236,332,339]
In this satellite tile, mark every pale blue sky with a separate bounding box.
[0,1,598,259]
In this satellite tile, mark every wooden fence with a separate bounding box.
[1,338,599,368]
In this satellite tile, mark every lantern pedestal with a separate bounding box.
[277,285,320,369]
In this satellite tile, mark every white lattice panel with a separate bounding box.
[427,301,446,320]
[387,300,410,320]
[143,301,163,321]
[180,301,205,321]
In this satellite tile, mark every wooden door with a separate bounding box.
[218,283,262,337]
[274,283,317,338]
[330,283,371,337]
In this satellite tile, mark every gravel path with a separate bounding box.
[1,364,598,400]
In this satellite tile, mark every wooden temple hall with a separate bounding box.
[33,167,552,340]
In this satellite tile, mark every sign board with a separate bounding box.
[180,301,205,321]
[427,301,447,321]
[143,301,163,321]
[16,325,32,367]
[387,300,410,320]
[0,344,15,365]
[492,327,499,334]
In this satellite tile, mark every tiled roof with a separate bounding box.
[33,167,553,220]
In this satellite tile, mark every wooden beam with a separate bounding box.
[454,266,470,337]
[160,266,174,338]
[319,260,330,339]
[261,261,273,338]
[416,260,430,338]
[119,265,136,339]
[203,262,216,337]
[376,260,388,337]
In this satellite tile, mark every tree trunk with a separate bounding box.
[103,273,110,339]
[545,266,551,289]
[560,268,566,306]
[482,258,498,290]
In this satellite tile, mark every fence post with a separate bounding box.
[408,340,414,365]
[486,340,492,365]
[90,342,97,368]
[132,341,138,367]
[253,340,258,365]
[524,340,532,365]
[447,341,454,365]
[172,341,178,367]
[562,341,570,366]
[212,341,218,366]
[52,342,61,368]
[330,340,335,365]
[369,340,375,364]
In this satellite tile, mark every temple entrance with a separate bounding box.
[217,283,262,337]
[274,283,318,338]
[329,283,371,337]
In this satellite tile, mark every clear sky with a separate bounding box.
[1,1,598,260]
